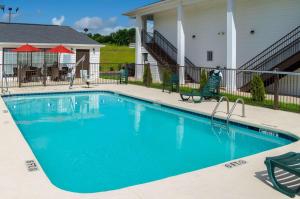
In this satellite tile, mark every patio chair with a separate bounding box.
[119,67,128,84]
[265,152,300,198]
[180,73,221,103]
[51,67,60,81]
[163,73,179,93]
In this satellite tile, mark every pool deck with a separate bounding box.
[0,84,299,199]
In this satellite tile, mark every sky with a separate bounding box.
[0,0,157,35]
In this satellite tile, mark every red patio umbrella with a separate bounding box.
[12,44,40,52]
[46,45,74,54]
[12,44,41,66]
[46,45,74,68]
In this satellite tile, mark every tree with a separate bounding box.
[87,28,136,46]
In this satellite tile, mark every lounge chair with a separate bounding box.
[180,74,221,103]
[163,74,179,93]
[265,152,300,198]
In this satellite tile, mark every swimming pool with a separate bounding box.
[3,91,296,193]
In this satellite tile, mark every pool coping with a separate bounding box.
[0,85,299,199]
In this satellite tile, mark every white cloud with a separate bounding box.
[2,13,19,22]
[74,16,126,35]
[74,16,103,30]
[51,16,65,25]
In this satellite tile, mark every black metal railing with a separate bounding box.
[237,26,300,90]
[142,29,197,82]
[130,63,300,112]
[239,26,300,71]
[0,63,134,88]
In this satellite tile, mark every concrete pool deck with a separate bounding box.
[0,84,299,199]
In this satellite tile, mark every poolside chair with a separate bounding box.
[180,74,221,103]
[163,74,179,93]
[120,68,128,84]
[265,152,300,198]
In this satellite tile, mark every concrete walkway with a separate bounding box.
[0,84,299,199]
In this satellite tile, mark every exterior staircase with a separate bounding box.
[238,26,300,91]
[142,30,198,82]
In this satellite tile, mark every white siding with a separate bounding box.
[267,68,300,96]
[0,47,2,78]
[90,48,100,78]
[152,0,300,68]
[154,9,177,47]
[236,0,300,66]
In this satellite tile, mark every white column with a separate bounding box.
[135,15,143,80]
[226,0,237,91]
[177,4,185,85]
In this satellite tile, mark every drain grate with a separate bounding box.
[25,160,38,172]
[224,160,247,169]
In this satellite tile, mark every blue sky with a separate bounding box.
[0,0,157,34]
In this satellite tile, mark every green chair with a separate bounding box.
[180,74,221,103]
[265,152,300,198]
[163,74,179,93]
[120,68,128,84]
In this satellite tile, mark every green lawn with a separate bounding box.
[100,45,135,63]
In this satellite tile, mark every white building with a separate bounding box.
[0,22,103,81]
[124,0,300,92]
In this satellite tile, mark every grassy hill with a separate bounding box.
[100,45,135,64]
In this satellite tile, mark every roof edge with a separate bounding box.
[123,0,176,17]
[0,42,104,47]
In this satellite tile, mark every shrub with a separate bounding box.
[143,64,152,87]
[200,69,208,90]
[250,75,265,102]
[162,68,171,86]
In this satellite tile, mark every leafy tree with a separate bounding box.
[87,28,136,46]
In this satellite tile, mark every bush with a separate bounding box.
[250,75,265,102]
[143,64,152,87]
[200,69,208,90]
[162,68,171,86]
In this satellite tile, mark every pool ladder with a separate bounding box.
[211,96,245,125]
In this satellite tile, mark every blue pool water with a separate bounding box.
[3,91,295,193]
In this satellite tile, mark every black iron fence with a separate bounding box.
[1,62,300,112]
[0,63,136,88]
[130,64,300,112]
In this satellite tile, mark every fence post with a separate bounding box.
[43,63,47,86]
[18,64,21,88]
[273,68,279,110]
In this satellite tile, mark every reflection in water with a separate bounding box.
[8,94,101,122]
[134,104,143,134]
[229,129,236,159]
[176,117,185,150]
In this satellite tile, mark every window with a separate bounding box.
[3,48,17,75]
[3,48,58,70]
[207,51,213,61]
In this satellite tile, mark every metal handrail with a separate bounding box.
[69,55,86,89]
[1,70,10,94]
[211,96,230,122]
[239,26,300,71]
[227,98,245,124]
